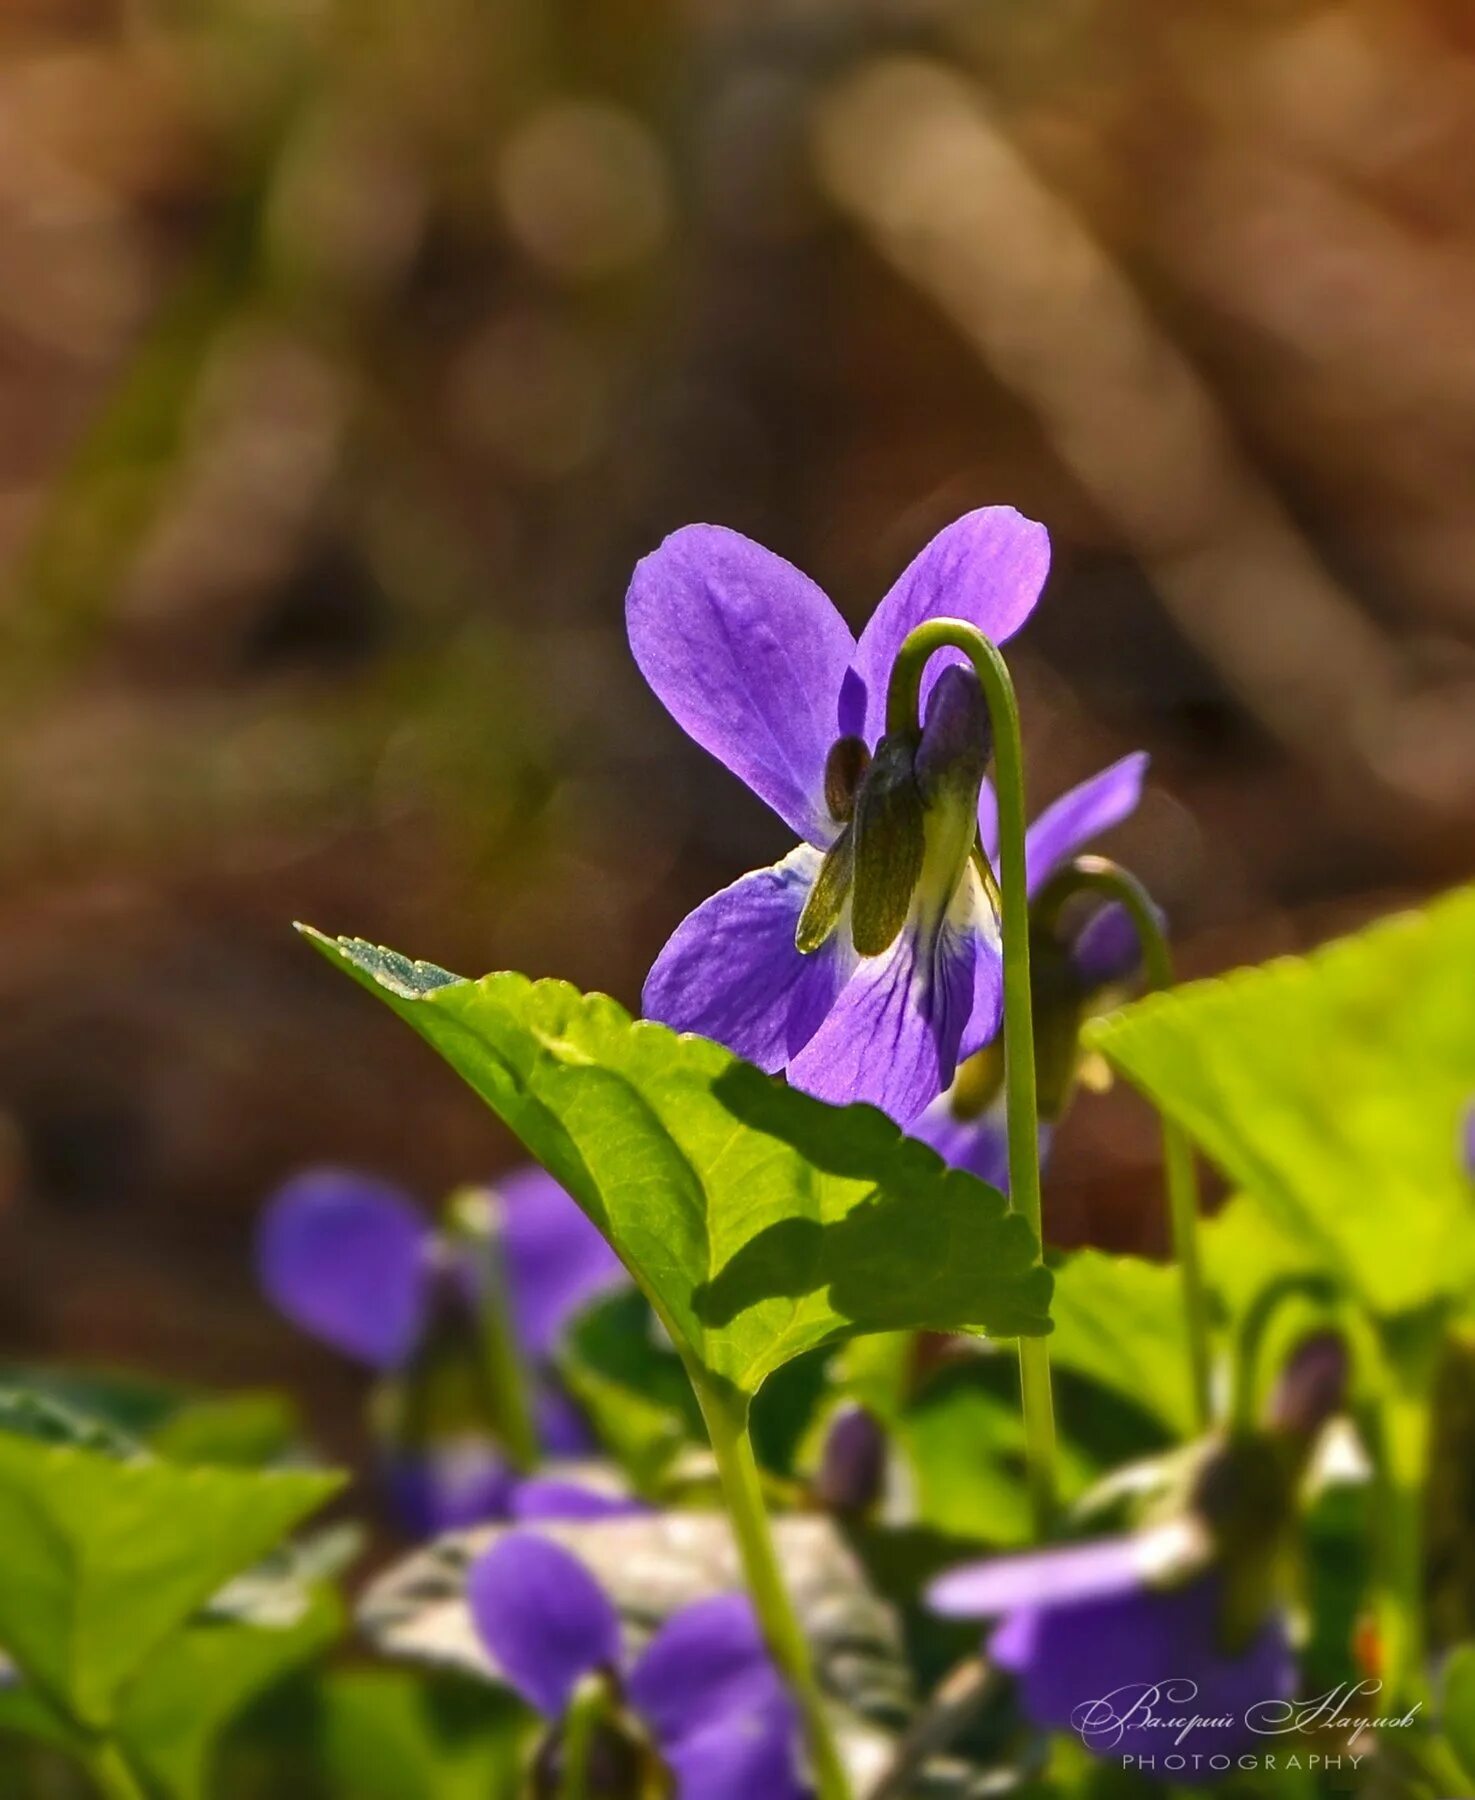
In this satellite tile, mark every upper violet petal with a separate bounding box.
[627,525,856,844]
[628,1594,788,1750]
[928,1534,1157,1620]
[642,847,850,1073]
[256,1168,431,1370]
[467,1533,620,1718]
[1024,752,1149,898]
[786,907,979,1124]
[664,1705,808,1800]
[496,1164,627,1364]
[849,508,1050,744]
[509,1478,647,1523]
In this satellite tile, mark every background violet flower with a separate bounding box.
[469,1532,810,1799]
[257,1164,629,1531]
[930,1534,1295,1777]
[630,507,1050,1124]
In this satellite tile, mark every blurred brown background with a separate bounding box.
[1,0,1472,1418]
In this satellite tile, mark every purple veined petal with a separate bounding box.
[786,900,982,1125]
[928,1531,1171,1620]
[1024,752,1150,897]
[495,1165,627,1364]
[955,864,1004,1061]
[380,1440,518,1536]
[848,508,1050,745]
[664,1703,808,1800]
[977,781,1000,864]
[994,1573,1296,1769]
[627,525,856,846]
[256,1169,431,1370]
[642,846,852,1073]
[628,1595,789,1752]
[509,1478,648,1523]
[467,1533,621,1718]
[911,1088,1011,1191]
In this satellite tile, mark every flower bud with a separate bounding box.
[814,1403,887,1515]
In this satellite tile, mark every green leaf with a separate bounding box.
[0,1430,341,1728]
[1086,887,1475,1316]
[1047,1250,1199,1438]
[1447,1643,1475,1780]
[122,1592,341,1800]
[300,932,1051,1400]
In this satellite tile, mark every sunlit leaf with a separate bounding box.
[1447,1643,1475,1781]
[1086,888,1475,1315]
[300,932,1051,1402]
[0,1430,341,1728]
[1047,1250,1199,1438]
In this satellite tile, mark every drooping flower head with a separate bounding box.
[926,1331,1351,1780]
[911,751,1152,1188]
[256,1165,630,1532]
[630,508,1049,1124]
[469,1532,811,1798]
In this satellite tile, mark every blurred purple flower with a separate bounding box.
[257,1165,629,1531]
[630,508,1050,1124]
[929,1534,1294,1776]
[470,1532,810,1798]
[911,752,1150,1187]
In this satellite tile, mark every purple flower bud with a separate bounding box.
[1267,1330,1350,1440]
[814,1404,887,1515]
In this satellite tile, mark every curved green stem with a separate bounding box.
[446,1187,540,1472]
[886,619,1057,1531]
[1035,854,1213,1430]
[83,1742,147,1800]
[692,1377,852,1800]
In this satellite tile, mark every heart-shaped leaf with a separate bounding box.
[1085,887,1475,1316]
[300,932,1051,1402]
[0,1428,341,1728]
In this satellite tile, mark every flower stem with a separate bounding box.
[692,1376,853,1800]
[83,1742,147,1800]
[886,619,1057,1532]
[1035,854,1213,1430]
[446,1186,540,1472]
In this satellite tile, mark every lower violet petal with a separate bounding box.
[785,911,978,1124]
[642,846,848,1072]
[663,1703,809,1800]
[467,1534,621,1719]
[628,1594,788,1751]
[994,1574,1295,1772]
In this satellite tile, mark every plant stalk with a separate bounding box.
[84,1742,148,1800]
[1035,855,1213,1429]
[693,1378,853,1800]
[886,618,1058,1531]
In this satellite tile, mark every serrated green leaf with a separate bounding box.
[1047,1250,1199,1439]
[0,1431,341,1728]
[300,931,1052,1401]
[1085,888,1475,1316]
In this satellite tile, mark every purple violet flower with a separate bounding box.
[929,1533,1295,1776]
[630,508,1050,1124]
[470,1532,811,1798]
[257,1165,630,1532]
[911,751,1150,1186]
